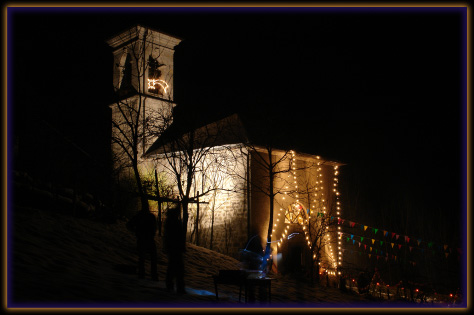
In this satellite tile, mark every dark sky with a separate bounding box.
[9,7,466,247]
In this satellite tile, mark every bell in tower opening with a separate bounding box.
[147,55,168,96]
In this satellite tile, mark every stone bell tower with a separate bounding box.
[107,25,181,170]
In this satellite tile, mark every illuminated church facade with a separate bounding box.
[108,26,344,275]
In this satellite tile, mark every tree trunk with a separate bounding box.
[155,169,162,236]
[132,161,149,212]
[210,190,216,250]
[314,257,321,284]
[195,192,200,246]
[182,200,189,241]
[307,190,314,284]
[181,158,194,242]
[246,153,251,240]
[266,151,274,254]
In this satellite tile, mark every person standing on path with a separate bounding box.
[127,209,159,281]
[163,206,186,294]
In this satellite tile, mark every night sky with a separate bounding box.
[9,7,466,253]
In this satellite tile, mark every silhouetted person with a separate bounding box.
[369,267,380,292]
[357,271,369,294]
[127,209,158,281]
[163,206,186,294]
[339,273,348,292]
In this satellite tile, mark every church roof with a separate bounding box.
[143,113,248,157]
[143,112,344,166]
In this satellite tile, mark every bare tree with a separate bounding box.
[242,144,293,255]
[146,115,243,241]
[203,149,246,249]
[298,164,339,284]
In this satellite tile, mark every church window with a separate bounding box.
[285,202,309,225]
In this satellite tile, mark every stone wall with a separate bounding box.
[187,184,248,258]
[154,145,249,259]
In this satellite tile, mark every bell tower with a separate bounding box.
[107,25,181,167]
[107,25,181,101]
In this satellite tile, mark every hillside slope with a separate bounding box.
[10,205,243,307]
[10,204,379,308]
[9,172,459,309]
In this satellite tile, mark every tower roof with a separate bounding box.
[106,24,182,50]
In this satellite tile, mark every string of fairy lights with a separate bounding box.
[271,150,342,276]
[334,165,342,275]
[274,151,298,248]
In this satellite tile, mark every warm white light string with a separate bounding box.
[334,165,342,275]
[320,160,335,273]
[310,157,321,261]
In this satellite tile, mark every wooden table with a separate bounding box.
[213,270,276,303]
[244,276,276,303]
[213,270,246,302]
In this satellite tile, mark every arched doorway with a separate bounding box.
[280,202,311,274]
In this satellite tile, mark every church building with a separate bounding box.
[107,25,344,276]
